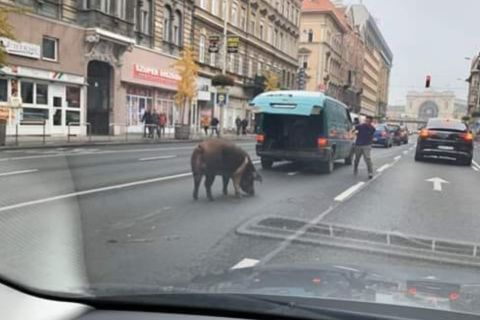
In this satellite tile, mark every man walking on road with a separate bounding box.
[210,117,220,137]
[353,116,375,179]
[235,116,242,136]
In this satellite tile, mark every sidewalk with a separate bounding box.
[0,132,255,150]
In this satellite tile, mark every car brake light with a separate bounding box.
[420,129,430,138]
[312,277,322,284]
[407,287,417,296]
[256,134,265,143]
[317,137,328,147]
[449,291,460,301]
[462,132,473,142]
[381,131,387,137]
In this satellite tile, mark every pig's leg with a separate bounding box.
[232,174,242,198]
[193,174,203,200]
[205,174,215,201]
[222,175,230,195]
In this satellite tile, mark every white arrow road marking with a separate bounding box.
[426,177,449,192]
[231,258,259,270]
[287,171,299,176]
[0,169,39,177]
[334,182,365,202]
[472,160,480,170]
[394,155,402,161]
[403,150,409,155]
[472,166,479,172]
[139,155,177,161]
[376,164,391,173]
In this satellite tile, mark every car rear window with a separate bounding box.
[375,125,387,131]
[427,119,467,131]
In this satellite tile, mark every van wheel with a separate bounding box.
[318,156,334,174]
[414,153,423,162]
[261,158,273,169]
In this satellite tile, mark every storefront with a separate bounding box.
[121,48,181,134]
[1,65,86,136]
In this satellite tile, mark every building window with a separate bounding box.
[21,81,34,104]
[66,86,81,108]
[200,0,206,9]
[210,52,216,67]
[164,5,172,42]
[211,0,218,15]
[101,0,111,13]
[115,0,126,19]
[199,35,206,63]
[36,84,48,105]
[240,7,246,30]
[66,110,80,125]
[259,23,264,40]
[231,2,237,26]
[257,61,262,75]
[248,59,253,77]
[299,54,308,69]
[250,14,256,35]
[22,108,49,122]
[308,30,313,42]
[228,54,235,73]
[18,0,59,18]
[173,10,183,46]
[238,56,243,75]
[138,0,152,35]
[42,37,58,61]
[0,79,7,102]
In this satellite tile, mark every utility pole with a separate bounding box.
[219,0,229,134]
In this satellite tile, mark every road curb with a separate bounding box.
[0,137,255,151]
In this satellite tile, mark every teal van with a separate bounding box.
[251,91,355,173]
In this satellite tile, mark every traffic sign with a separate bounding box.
[208,35,220,53]
[227,36,240,53]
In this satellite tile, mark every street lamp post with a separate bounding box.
[219,0,229,135]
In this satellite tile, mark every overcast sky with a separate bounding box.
[345,0,479,105]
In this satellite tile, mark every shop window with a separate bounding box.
[66,86,81,108]
[42,37,58,61]
[0,79,7,102]
[21,82,34,104]
[22,108,49,123]
[66,111,80,125]
[36,84,49,105]
[53,97,62,107]
[53,109,62,126]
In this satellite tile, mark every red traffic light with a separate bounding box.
[425,75,431,88]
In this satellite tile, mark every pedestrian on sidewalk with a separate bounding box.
[241,118,248,135]
[159,112,167,138]
[152,109,160,139]
[235,116,242,136]
[353,115,375,179]
[201,116,210,136]
[142,108,153,138]
[210,117,220,137]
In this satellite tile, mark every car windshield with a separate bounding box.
[2,0,480,318]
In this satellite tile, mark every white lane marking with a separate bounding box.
[139,155,177,161]
[376,164,391,173]
[287,171,299,176]
[0,169,39,177]
[0,160,264,213]
[231,258,259,270]
[0,172,193,213]
[403,150,409,155]
[394,155,402,161]
[0,143,256,162]
[334,182,365,202]
[472,166,479,172]
[425,177,449,192]
[472,160,480,170]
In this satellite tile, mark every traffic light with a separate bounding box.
[425,75,431,88]
[297,68,306,90]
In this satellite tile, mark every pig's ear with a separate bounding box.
[254,172,263,183]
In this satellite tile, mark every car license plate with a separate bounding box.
[438,145,454,150]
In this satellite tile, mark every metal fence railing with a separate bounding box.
[67,122,91,143]
[14,120,47,146]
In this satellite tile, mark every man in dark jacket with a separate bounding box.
[142,109,153,138]
[241,118,248,135]
[235,116,242,136]
[210,117,220,137]
[353,116,375,179]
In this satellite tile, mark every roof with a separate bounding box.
[302,0,349,32]
[251,91,327,116]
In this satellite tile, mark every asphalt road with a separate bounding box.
[1,138,480,294]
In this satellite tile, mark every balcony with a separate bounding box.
[77,9,135,38]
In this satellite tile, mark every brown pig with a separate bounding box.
[191,139,262,201]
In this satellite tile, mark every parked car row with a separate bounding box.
[372,124,409,148]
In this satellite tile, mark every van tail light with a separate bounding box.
[256,134,265,143]
[407,287,417,296]
[461,132,473,142]
[449,291,460,301]
[381,131,387,137]
[420,129,430,138]
[317,137,328,147]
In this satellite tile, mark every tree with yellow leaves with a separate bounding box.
[173,47,199,125]
[0,7,16,67]
[264,71,279,92]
